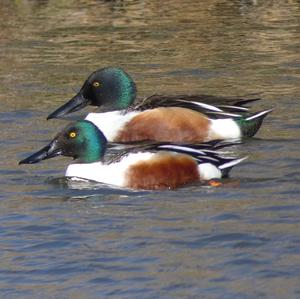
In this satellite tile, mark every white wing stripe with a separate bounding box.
[219,157,248,169]
[177,100,223,112]
[158,145,206,155]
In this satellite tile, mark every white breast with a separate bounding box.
[85,110,139,141]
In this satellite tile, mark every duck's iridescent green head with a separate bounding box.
[47,67,136,119]
[19,120,107,164]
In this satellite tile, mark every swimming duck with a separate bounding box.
[47,67,273,143]
[19,120,246,190]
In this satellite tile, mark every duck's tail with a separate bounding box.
[235,108,273,137]
[219,156,248,178]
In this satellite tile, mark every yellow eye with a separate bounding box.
[69,132,76,138]
[93,81,100,87]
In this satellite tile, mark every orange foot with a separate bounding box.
[207,179,223,187]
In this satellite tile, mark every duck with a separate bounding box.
[19,120,246,190]
[47,67,273,143]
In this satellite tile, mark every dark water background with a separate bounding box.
[0,0,300,298]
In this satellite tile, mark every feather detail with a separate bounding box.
[133,94,262,116]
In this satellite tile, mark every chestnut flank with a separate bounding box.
[116,107,210,142]
[125,153,200,190]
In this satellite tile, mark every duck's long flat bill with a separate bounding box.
[19,141,63,164]
[47,93,90,120]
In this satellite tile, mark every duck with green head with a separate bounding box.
[47,67,272,143]
[19,120,246,190]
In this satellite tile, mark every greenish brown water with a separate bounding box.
[0,0,300,298]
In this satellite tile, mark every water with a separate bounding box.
[0,0,300,298]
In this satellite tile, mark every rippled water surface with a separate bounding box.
[1,0,300,298]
